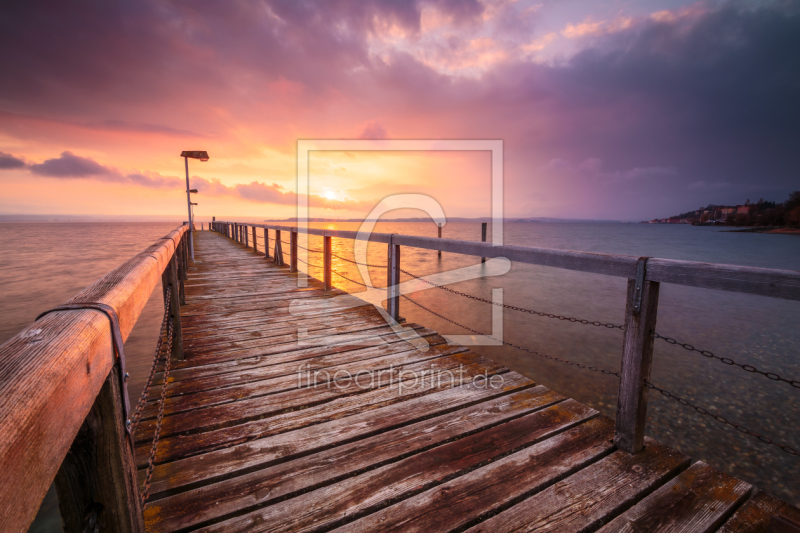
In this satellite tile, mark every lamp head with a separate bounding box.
[181,151,209,162]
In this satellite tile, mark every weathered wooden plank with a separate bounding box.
[200,403,606,533]
[156,325,437,385]
[135,355,510,466]
[459,437,688,533]
[146,387,570,532]
[139,340,456,419]
[139,369,531,496]
[597,461,751,533]
[718,491,800,533]
[134,345,470,440]
[0,224,187,532]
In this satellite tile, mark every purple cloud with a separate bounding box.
[0,151,25,169]
[29,151,113,178]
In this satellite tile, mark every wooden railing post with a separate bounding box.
[54,364,144,533]
[162,253,184,361]
[274,230,284,265]
[323,235,332,289]
[264,228,270,258]
[252,226,258,253]
[437,224,442,258]
[614,257,659,453]
[481,222,487,263]
[245,225,250,248]
[387,240,400,321]
[290,230,298,273]
[178,236,187,306]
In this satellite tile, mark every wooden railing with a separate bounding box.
[0,224,189,533]
[212,220,800,456]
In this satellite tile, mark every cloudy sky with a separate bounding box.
[1,0,798,220]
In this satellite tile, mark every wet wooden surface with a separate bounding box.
[136,230,798,532]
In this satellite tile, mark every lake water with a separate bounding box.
[3,221,798,531]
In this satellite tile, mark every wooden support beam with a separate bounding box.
[437,224,442,258]
[615,258,659,454]
[388,241,401,321]
[323,235,332,290]
[264,228,270,259]
[163,254,184,361]
[481,222,487,263]
[252,226,258,254]
[178,237,187,306]
[244,225,249,248]
[290,230,298,273]
[274,230,284,266]
[54,365,144,533]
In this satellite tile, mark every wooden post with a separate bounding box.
[387,241,400,321]
[481,222,487,263]
[437,223,442,258]
[252,226,258,253]
[54,365,145,533]
[274,230,284,266]
[290,230,298,273]
[178,237,186,306]
[264,228,270,258]
[614,258,659,454]
[162,254,184,361]
[323,235,332,290]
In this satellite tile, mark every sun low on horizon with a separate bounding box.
[1,0,798,222]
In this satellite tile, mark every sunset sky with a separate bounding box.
[1,0,798,221]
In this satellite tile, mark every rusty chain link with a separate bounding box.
[644,381,799,456]
[399,291,798,457]
[139,295,174,507]
[331,252,387,269]
[652,333,800,389]
[128,288,171,435]
[400,267,624,330]
[398,293,620,377]
[331,269,379,288]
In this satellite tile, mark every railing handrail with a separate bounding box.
[215,221,800,301]
[0,224,188,532]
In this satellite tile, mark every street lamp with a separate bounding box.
[180,151,209,261]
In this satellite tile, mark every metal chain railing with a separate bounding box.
[399,291,798,457]
[331,269,379,288]
[644,381,799,456]
[400,267,624,330]
[298,243,324,254]
[400,267,797,388]
[331,252,387,269]
[399,293,620,377]
[652,333,800,389]
[127,289,170,434]
[139,290,174,507]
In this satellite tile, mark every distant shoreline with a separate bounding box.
[723,226,800,235]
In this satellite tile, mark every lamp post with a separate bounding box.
[180,151,209,261]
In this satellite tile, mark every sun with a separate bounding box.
[322,188,338,200]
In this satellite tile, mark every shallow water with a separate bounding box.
[2,221,798,531]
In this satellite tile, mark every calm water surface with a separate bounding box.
[2,221,798,530]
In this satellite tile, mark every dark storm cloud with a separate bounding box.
[1,0,799,217]
[0,152,25,169]
[3,149,366,209]
[30,151,114,178]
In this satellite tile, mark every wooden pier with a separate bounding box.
[1,224,799,532]
[134,230,797,532]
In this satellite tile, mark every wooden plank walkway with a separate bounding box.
[134,230,799,533]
